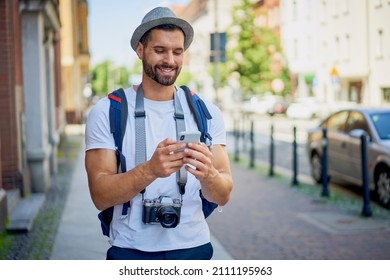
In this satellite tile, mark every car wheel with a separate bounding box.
[375,166,390,209]
[311,152,322,184]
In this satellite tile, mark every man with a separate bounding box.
[85,7,233,260]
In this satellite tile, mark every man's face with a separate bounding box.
[139,28,185,86]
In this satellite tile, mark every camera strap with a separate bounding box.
[135,84,187,198]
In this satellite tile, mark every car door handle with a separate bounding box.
[341,142,347,149]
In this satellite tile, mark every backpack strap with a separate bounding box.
[108,88,130,216]
[180,85,217,218]
[180,85,213,145]
[108,88,128,173]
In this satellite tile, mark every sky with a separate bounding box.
[88,0,191,68]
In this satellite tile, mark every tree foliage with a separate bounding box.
[222,0,290,98]
[91,60,130,97]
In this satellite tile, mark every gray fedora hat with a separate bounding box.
[130,7,194,51]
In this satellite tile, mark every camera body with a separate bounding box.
[142,196,182,228]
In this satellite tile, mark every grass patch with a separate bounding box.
[0,230,14,259]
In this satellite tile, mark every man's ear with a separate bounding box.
[136,43,143,59]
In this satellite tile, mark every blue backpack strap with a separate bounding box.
[108,88,128,173]
[180,85,217,218]
[98,89,130,238]
[181,85,213,144]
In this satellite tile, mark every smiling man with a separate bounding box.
[85,7,233,260]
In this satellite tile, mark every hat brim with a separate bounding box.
[130,17,194,51]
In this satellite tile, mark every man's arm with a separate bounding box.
[183,143,233,206]
[85,138,187,210]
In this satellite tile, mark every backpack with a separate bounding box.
[98,85,217,237]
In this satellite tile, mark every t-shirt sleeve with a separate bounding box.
[85,97,116,151]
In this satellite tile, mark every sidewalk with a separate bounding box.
[50,127,233,260]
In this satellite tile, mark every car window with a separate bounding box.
[345,111,369,134]
[370,112,390,140]
[326,111,349,132]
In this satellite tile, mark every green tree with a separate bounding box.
[224,0,290,98]
[91,60,109,96]
[91,60,130,97]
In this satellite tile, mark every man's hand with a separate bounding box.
[182,142,232,206]
[146,138,187,178]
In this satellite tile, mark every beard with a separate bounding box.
[142,58,181,86]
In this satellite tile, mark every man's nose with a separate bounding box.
[163,51,175,64]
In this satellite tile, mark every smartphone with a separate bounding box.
[176,131,201,152]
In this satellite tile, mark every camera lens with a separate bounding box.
[157,206,179,228]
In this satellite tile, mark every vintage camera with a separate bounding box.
[142,196,182,228]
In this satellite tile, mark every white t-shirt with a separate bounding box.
[85,85,227,252]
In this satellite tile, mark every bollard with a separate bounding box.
[242,116,248,153]
[269,124,274,177]
[292,126,299,186]
[321,128,330,197]
[249,120,255,168]
[360,133,372,217]
[234,119,240,162]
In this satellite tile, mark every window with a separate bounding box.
[371,112,390,140]
[293,39,298,60]
[306,0,312,19]
[320,0,327,24]
[306,35,312,60]
[375,0,382,8]
[342,0,350,14]
[332,0,339,17]
[345,111,368,133]
[376,29,384,58]
[292,0,298,21]
[326,111,349,132]
[383,88,390,102]
[334,36,340,62]
[343,34,350,61]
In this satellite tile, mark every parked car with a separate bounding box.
[267,99,290,115]
[286,97,322,119]
[306,108,390,208]
[242,95,285,115]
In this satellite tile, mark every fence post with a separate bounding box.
[321,128,330,197]
[269,124,274,177]
[292,126,299,186]
[360,133,372,217]
[249,120,255,168]
[234,119,240,162]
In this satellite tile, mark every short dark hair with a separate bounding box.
[139,24,185,48]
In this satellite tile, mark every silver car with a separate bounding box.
[306,108,390,208]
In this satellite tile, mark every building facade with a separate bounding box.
[60,0,90,124]
[280,0,390,111]
[0,0,28,232]
[0,0,90,233]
